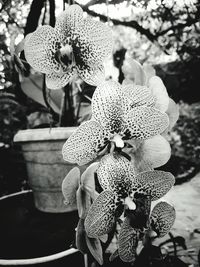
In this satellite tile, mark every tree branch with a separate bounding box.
[0,0,10,13]
[78,4,156,42]
[24,0,46,36]
[49,0,55,27]
[155,16,200,38]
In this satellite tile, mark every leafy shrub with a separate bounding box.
[170,101,200,165]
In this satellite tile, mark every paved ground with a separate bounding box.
[154,173,200,266]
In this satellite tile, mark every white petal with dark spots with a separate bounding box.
[150,201,176,237]
[24,26,61,74]
[62,120,108,166]
[84,190,116,238]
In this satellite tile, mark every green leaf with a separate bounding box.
[61,167,80,206]
[85,235,103,265]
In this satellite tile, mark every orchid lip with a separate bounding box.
[111,134,124,148]
[55,44,75,71]
[124,196,136,210]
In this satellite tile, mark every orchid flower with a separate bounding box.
[23,4,113,89]
[122,55,179,128]
[62,80,169,166]
[123,134,172,173]
[112,201,175,263]
[84,153,175,239]
[120,57,179,169]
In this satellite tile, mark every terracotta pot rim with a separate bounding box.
[13,127,77,143]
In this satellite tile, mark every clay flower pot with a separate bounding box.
[14,127,79,213]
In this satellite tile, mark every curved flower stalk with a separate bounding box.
[62,80,169,166]
[23,5,113,89]
[84,153,175,239]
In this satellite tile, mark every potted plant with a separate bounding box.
[13,3,113,212]
[0,1,189,266]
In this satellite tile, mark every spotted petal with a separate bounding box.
[92,81,130,133]
[46,67,75,89]
[62,120,108,166]
[24,26,61,74]
[77,64,105,86]
[75,18,113,67]
[150,201,176,237]
[122,107,169,140]
[118,217,138,263]
[84,190,116,238]
[132,170,175,201]
[123,84,155,108]
[55,4,84,39]
[97,153,135,195]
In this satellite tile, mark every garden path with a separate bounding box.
[155,172,200,266]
